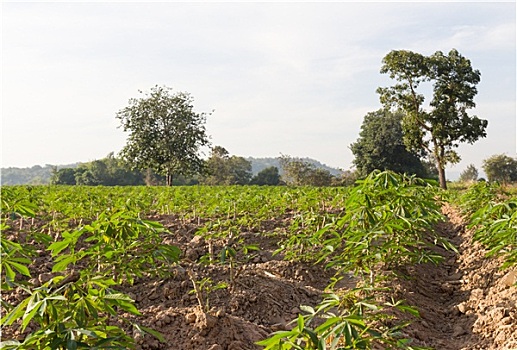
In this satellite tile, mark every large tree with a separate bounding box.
[117,86,211,186]
[377,49,488,189]
[350,109,426,178]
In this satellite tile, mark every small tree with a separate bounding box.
[51,168,77,185]
[279,155,333,186]
[377,49,488,189]
[250,166,281,186]
[202,146,252,185]
[458,164,479,183]
[350,109,426,178]
[117,86,211,186]
[482,154,517,184]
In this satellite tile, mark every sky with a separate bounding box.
[1,1,516,180]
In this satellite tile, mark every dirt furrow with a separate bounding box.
[395,204,517,350]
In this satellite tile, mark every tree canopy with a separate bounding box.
[482,154,517,184]
[279,155,333,186]
[350,109,426,178]
[201,146,252,185]
[250,166,281,186]
[377,49,488,189]
[51,153,145,186]
[117,86,211,186]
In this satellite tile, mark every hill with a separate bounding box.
[0,164,80,185]
[246,157,343,176]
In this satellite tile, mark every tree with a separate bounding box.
[51,154,145,186]
[458,164,479,183]
[482,154,517,184]
[279,155,333,186]
[350,109,426,178]
[250,166,281,186]
[377,49,488,189]
[227,156,252,185]
[51,168,77,185]
[116,86,211,186]
[202,146,252,185]
[331,170,358,187]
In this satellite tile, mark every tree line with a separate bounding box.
[19,48,517,187]
[50,150,357,187]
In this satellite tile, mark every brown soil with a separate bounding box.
[2,205,516,349]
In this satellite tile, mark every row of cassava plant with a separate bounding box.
[455,182,516,269]
[1,185,350,242]
[1,197,178,348]
[259,171,455,349]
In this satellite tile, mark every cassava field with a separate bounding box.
[1,171,516,350]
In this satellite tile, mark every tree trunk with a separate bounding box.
[438,166,447,190]
[166,172,173,186]
[434,141,447,190]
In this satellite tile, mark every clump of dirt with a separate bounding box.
[2,207,516,349]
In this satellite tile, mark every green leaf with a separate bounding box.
[22,300,43,331]
[66,339,78,350]
[103,293,134,302]
[52,255,77,272]
[3,264,15,282]
[1,297,30,326]
[48,240,71,256]
[134,324,166,343]
[75,328,99,338]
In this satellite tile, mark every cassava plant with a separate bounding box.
[315,170,453,286]
[257,287,429,350]
[48,206,181,285]
[0,274,163,349]
[469,199,517,269]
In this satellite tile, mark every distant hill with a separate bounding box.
[1,157,342,185]
[247,157,343,176]
[1,163,79,185]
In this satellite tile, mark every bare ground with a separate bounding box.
[2,205,516,349]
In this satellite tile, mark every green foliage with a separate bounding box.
[51,154,145,186]
[48,207,181,284]
[2,182,452,349]
[331,170,359,187]
[117,85,211,186]
[1,238,32,290]
[1,188,38,290]
[351,109,426,178]
[482,154,517,184]
[1,194,177,348]
[1,165,60,185]
[250,166,281,186]
[0,274,151,349]
[188,274,228,313]
[456,181,505,215]
[202,146,252,185]
[257,289,428,350]
[261,171,450,349]
[377,49,488,189]
[470,199,517,269]
[314,171,450,285]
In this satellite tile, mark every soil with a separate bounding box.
[2,205,516,349]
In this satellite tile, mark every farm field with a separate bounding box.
[1,172,516,349]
